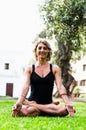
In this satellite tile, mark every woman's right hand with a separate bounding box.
[12,102,22,111]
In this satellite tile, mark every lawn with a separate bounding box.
[0,100,86,130]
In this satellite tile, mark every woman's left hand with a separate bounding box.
[66,104,76,117]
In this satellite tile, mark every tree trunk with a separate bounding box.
[57,40,76,96]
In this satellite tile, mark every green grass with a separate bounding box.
[0,100,86,130]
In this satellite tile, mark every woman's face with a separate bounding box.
[36,42,49,60]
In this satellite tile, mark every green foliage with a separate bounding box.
[0,100,86,130]
[39,0,86,60]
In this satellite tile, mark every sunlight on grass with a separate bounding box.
[0,100,86,130]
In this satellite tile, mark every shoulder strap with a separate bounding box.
[50,64,52,72]
[32,64,35,72]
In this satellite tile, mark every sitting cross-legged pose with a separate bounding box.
[12,39,75,117]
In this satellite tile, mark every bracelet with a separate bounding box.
[60,93,67,97]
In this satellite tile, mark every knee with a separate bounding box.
[58,106,68,117]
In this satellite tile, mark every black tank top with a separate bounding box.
[28,64,55,104]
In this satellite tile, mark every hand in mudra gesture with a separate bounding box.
[12,102,22,111]
[66,104,75,117]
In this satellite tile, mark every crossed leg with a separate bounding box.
[29,103,68,117]
[12,100,68,117]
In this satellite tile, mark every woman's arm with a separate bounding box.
[17,66,31,103]
[13,66,31,111]
[53,65,75,117]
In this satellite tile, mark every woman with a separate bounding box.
[12,39,75,117]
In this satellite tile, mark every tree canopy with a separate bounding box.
[39,0,86,58]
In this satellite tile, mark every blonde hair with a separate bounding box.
[33,39,52,61]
